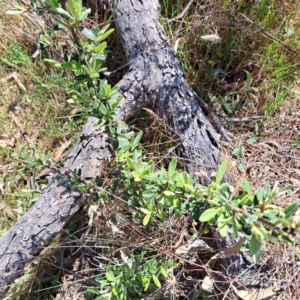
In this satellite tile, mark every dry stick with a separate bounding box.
[169,0,194,21]
[240,14,295,53]
[171,0,194,44]
[6,72,36,159]
[7,72,30,103]
[293,244,300,299]
[221,116,265,122]
[193,91,234,145]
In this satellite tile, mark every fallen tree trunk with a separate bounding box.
[0,0,248,297]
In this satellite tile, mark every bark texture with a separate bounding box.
[0,0,245,297]
[111,0,222,183]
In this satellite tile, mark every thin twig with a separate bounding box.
[240,14,295,53]
[221,116,265,122]
[193,91,234,145]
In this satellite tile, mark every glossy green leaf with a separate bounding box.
[95,28,115,43]
[242,178,252,193]
[278,185,294,196]
[232,217,239,237]
[140,208,150,214]
[160,267,168,278]
[61,61,81,71]
[81,27,96,40]
[215,160,227,184]
[284,203,298,218]
[106,271,116,282]
[79,7,91,22]
[168,157,177,177]
[255,187,264,204]
[142,190,155,199]
[132,131,143,148]
[93,42,107,53]
[55,7,74,20]
[249,234,262,263]
[240,194,254,206]
[152,274,161,288]
[199,208,218,222]
[143,213,151,226]
[217,213,229,237]
[126,157,136,171]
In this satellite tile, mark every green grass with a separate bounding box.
[0,0,299,299]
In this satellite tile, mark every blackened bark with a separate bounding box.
[0,0,250,297]
[111,0,222,183]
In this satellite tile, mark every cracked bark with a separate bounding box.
[0,0,255,297]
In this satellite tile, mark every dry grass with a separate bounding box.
[0,0,299,299]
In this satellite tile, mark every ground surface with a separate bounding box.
[0,0,299,299]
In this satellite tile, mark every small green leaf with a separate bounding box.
[232,217,239,237]
[251,225,265,243]
[143,213,151,226]
[127,157,136,171]
[207,68,226,79]
[74,74,89,83]
[255,187,264,204]
[106,271,116,282]
[98,102,107,115]
[163,190,175,196]
[81,27,96,41]
[215,161,227,184]
[44,59,62,68]
[245,70,253,88]
[132,131,143,148]
[79,7,91,22]
[242,178,253,193]
[247,135,257,144]
[142,190,155,199]
[277,218,292,226]
[285,27,295,37]
[284,203,298,218]
[168,157,177,177]
[95,28,115,43]
[61,61,81,71]
[93,42,107,53]
[160,267,168,278]
[55,7,74,20]
[217,214,229,237]
[152,274,161,288]
[199,208,219,222]
[249,234,262,263]
[240,194,254,206]
[278,185,293,196]
[140,208,150,214]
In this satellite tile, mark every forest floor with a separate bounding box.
[0,0,299,299]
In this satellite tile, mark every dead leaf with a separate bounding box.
[0,134,15,147]
[173,38,182,53]
[0,203,16,219]
[166,274,177,286]
[208,236,245,263]
[120,250,132,268]
[88,205,98,227]
[233,285,280,300]
[175,238,213,254]
[53,140,71,161]
[202,275,214,293]
[200,34,222,44]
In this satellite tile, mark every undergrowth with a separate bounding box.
[0,0,299,299]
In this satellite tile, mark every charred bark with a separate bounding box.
[0,0,252,297]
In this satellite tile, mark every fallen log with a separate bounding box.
[0,0,253,297]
